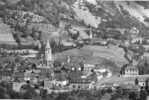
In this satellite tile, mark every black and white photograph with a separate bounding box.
[0,0,149,100]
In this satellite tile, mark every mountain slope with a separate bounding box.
[0,0,149,45]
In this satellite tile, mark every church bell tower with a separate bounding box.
[45,40,53,68]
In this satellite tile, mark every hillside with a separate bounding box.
[0,0,149,45]
[0,18,17,45]
[0,0,149,74]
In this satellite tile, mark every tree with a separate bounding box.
[111,94,124,100]
[129,92,137,100]
[145,79,149,93]
[140,87,147,100]
[135,78,139,85]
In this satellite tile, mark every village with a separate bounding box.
[0,0,149,99]
[0,26,149,100]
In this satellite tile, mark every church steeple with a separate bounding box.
[45,40,52,67]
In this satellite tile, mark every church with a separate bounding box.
[37,40,54,80]
[44,39,53,68]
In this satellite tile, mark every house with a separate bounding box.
[37,68,52,80]
[134,76,149,87]
[122,60,139,77]
[124,65,139,77]
[83,63,95,74]
[138,78,146,87]
[141,52,149,59]
[69,78,93,90]
[68,71,96,90]
[43,79,54,90]
[13,72,25,82]
[83,57,101,74]
[142,44,149,51]
[38,66,51,74]
[0,70,13,81]
[57,55,84,71]
[12,82,26,92]
[24,70,39,82]
[131,37,144,44]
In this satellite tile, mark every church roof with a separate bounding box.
[45,40,51,49]
[125,64,138,71]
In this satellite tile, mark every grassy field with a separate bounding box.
[81,45,128,67]
[0,21,17,45]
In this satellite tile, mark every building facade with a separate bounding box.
[124,65,139,77]
[69,78,93,90]
[122,60,139,77]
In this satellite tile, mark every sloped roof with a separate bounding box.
[0,70,13,76]
[68,71,83,80]
[54,72,68,81]
[125,64,138,70]
[13,72,24,77]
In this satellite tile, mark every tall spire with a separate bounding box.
[45,40,52,67]
[46,40,51,49]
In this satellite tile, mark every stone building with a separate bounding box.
[69,78,93,90]
[122,60,139,77]
[68,71,96,90]
[37,40,54,77]
[124,65,139,77]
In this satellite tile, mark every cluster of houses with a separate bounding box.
[0,40,93,93]
[100,59,149,90]
[0,48,38,57]
[0,40,104,93]
[1,32,149,93]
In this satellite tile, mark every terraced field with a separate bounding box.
[0,21,17,45]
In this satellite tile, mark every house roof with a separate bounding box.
[68,71,83,80]
[0,71,13,76]
[125,63,138,71]
[125,65,138,70]
[54,72,68,81]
